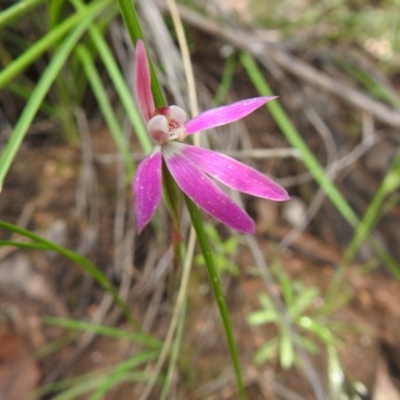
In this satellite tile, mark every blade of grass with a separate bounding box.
[51,372,148,400]
[6,81,57,116]
[35,351,157,400]
[88,352,159,400]
[0,0,45,29]
[212,52,236,106]
[0,0,111,190]
[0,240,49,250]
[334,56,400,110]
[0,0,112,90]
[69,0,152,154]
[0,220,137,326]
[43,316,161,348]
[240,51,400,276]
[343,148,400,267]
[240,51,357,228]
[76,44,134,180]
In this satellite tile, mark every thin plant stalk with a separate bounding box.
[185,195,247,400]
[118,3,248,398]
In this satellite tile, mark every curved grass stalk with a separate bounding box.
[0,220,137,327]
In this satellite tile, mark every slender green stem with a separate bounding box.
[116,5,247,397]
[0,220,137,327]
[184,196,247,400]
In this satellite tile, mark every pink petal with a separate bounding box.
[185,96,277,135]
[177,143,290,201]
[133,148,162,233]
[135,39,154,122]
[163,143,255,233]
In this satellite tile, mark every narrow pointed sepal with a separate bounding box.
[185,96,277,134]
[133,148,162,233]
[135,39,154,123]
[163,144,255,233]
[176,143,290,201]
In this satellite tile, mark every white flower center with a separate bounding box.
[147,105,188,145]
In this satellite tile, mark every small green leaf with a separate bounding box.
[279,331,294,369]
[254,337,279,365]
[247,310,278,326]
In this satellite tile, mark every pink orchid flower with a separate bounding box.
[133,39,289,234]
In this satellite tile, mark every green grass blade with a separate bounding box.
[240,51,400,276]
[0,0,110,190]
[76,44,134,180]
[0,220,137,326]
[88,352,159,400]
[240,51,358,228]
[0,0,44,29]
[343,148,400,274]
[333,55,400,110]
[43,316,161,348]
[213,53,236,106]
[69,0,152,154]
[0,0,110,90]
[0,240,49,250]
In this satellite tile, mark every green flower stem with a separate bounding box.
[184,195,247,400]
[118,5,247,397]
[0,220,138,327]
[117,0,165,108]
